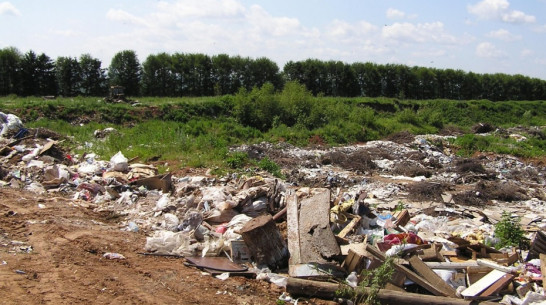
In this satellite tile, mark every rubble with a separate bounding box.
[1,112,545,304]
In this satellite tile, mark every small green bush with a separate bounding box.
[226,152,248,169]
[494,211,525,249]
[258,156,283,178]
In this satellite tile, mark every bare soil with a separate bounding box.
[0,188,294,305]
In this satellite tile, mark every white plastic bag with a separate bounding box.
[145,230,188,254]
[110,151,129,172]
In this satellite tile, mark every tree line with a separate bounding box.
[1,46,545,101]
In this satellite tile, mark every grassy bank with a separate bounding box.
[1,85,544,172]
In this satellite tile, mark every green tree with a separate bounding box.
[55,56,81,97]
[249,57,283,90]
[352,62,381,97]
[79,54,107,96]
[108,50,141,96]
[0,47,21,95]
[141,52,175,96]
[19,50,56,96]
[211,54,233,95]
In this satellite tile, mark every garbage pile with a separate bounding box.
[1,112,546,304]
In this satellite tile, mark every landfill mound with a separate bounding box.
[1,112,546,304]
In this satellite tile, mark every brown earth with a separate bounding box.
[0,188,320,305]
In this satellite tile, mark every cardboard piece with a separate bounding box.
[130,173,172,193]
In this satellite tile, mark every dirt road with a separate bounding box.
[0,188,285,305]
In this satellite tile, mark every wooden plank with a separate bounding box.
[287,278,500,305]
[467,266,493,286]
[408,256,457,297]
[343,249,366,273]
[479,273,514,296]
[337,215,361,238]
[461,269,506,298]
[425,261,479,269]
[477,259,516,273]
[540,254,546,291]
[365,244,447,296]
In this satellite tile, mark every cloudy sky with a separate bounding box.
[1,0,545,79]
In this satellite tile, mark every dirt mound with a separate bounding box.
[385,130,415,144]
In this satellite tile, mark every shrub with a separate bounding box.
[226,152,248,169]
[494,211,525,249]
[258,156,283,178]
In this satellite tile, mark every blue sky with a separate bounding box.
[1,0,545,79]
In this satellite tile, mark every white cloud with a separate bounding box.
[386,8,405,19]
[0,2,20,16]
[411,49,447,57]
[520,49,533,57]
[152,0,245,22]
[486,29,521,41]
[382,22,461,44]
[476,42,506,58]
[326,19,377,39]
[53,30,80,38]
[246,5,301,37]
[107,9,151,27]
[533,24,546,33]
[467,0,535,24]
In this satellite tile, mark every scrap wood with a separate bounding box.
[540,253,546,290]
[337,215,361,238]
[478,272,514,297]
[342,249,366,273]
[467,266,494,286]
[365,244,448,297]
[394,209,410,227]
[286,278,499,305]
[130,173,172,193]
[39,140,57,155]
[477,259,517,274]
[488,251,519,265]
[526,230,546,261]
[272,206,287,220]
[408,255,458,297]
[461,269,507,298]
[425,261,479,269]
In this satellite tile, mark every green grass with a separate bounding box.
[1,92,545,172]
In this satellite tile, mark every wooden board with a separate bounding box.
[365,244,447,296]
[343,249,366,273]
[540,253,546,290]
[408,256,457,297]
[425,261,479,269]
[461,269,506,298]
[479,273,514,296]
[337,215,361,238]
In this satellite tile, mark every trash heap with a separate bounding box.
[1,112,546,304]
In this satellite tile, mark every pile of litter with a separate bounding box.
[1,112,546,304]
